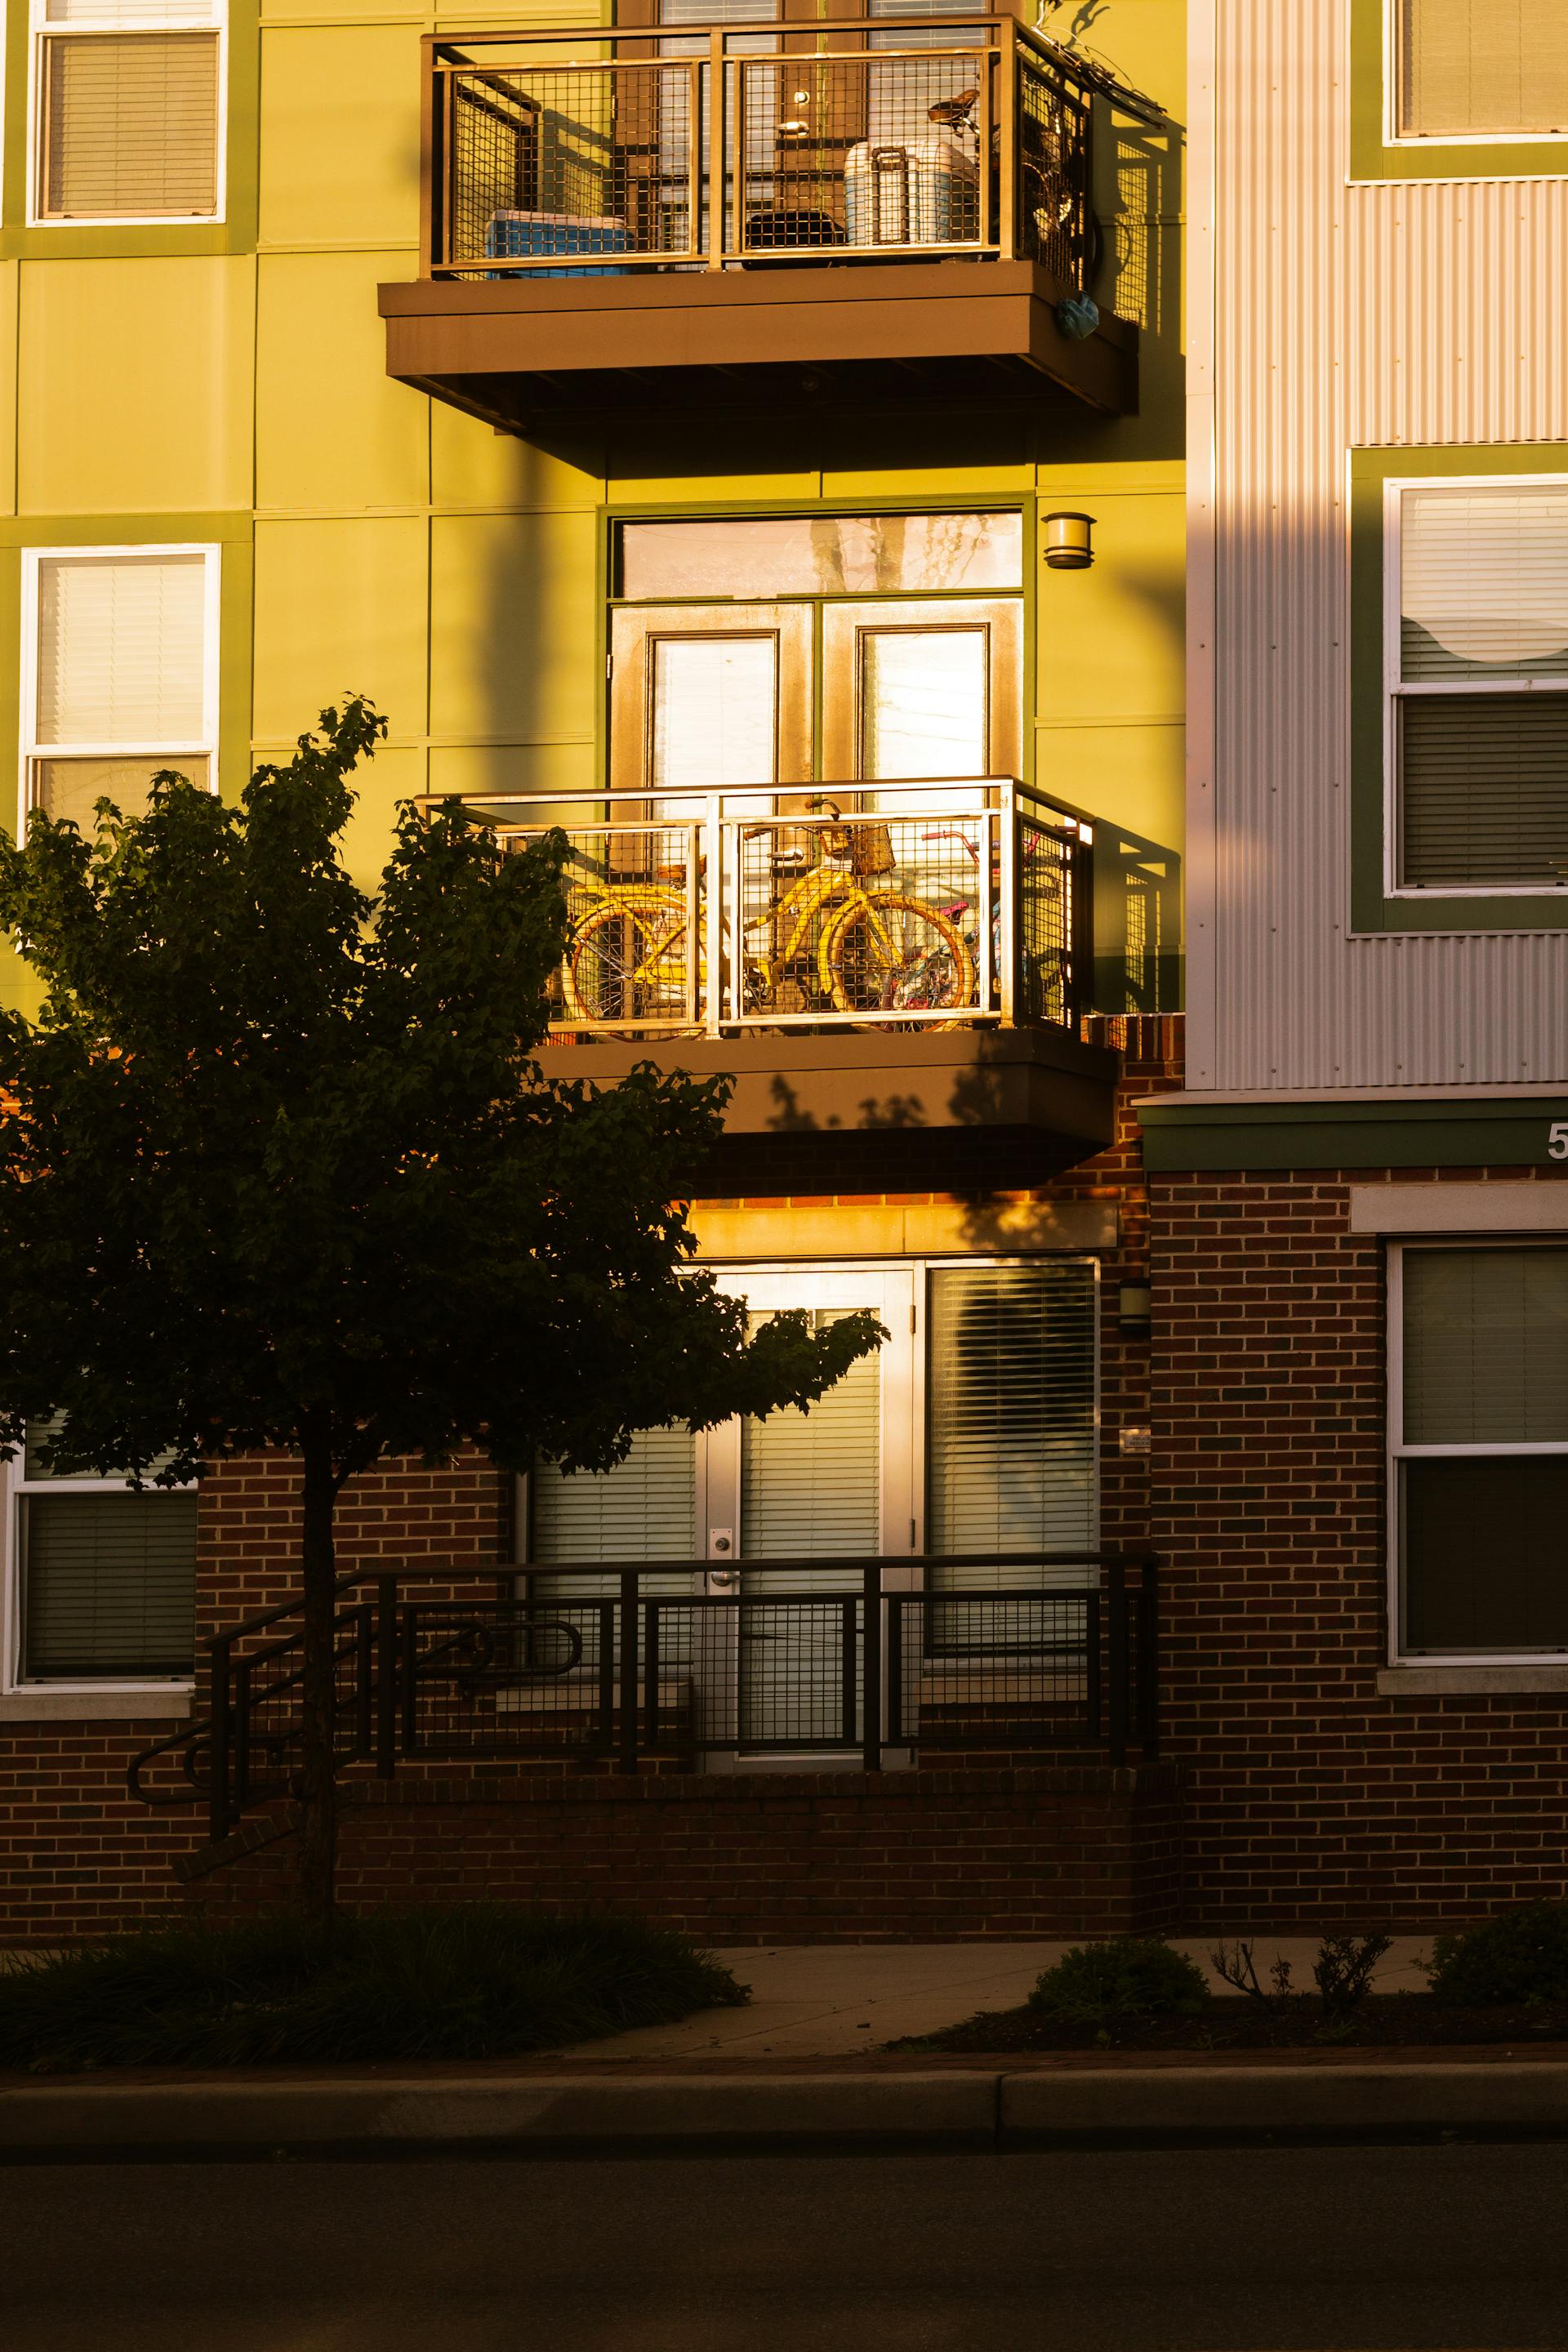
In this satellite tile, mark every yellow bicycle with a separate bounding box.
[561,806,976,1030]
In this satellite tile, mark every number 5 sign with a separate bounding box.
[1551,1124,1568,1160]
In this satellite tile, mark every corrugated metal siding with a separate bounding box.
[1198,0,1568,1093]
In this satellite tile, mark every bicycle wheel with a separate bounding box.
[819,892,976,1026]
[564,897,691,1030]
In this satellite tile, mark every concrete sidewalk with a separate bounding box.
[578,1936,1437,2060]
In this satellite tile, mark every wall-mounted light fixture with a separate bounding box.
[1044,511,1096,571]
[1117,1281,1152,1341]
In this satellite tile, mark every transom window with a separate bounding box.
[20,546,220,837]
[29,0,226,225]
[1385,479,1568,893]
[1391,1243,1568,1658]
[1393,0,1568,143]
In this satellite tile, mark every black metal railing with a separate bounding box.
[420,16,1165,291]
[128,1553,1158,1843]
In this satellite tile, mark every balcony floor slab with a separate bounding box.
[538,1025,1120,1191]
[381,260,1138,430]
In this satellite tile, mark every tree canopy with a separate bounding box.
[0,699,881,1495]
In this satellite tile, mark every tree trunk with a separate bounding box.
[296,1433,341,1925]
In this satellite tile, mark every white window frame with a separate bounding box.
[1381,474,1568,898]
[18,542,221,840]
[1387,1237,1568,1664]
[1,1450,197,1695]
[26,0,229,229]
[1383,0,1568,150]
[519,1253,1102,1572]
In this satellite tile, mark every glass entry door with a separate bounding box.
[706,1267,914,1752]
[528,1264,914,1762]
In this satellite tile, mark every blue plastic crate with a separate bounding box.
[485,211,632,279]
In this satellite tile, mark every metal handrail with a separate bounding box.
[128,1552,1160,1839]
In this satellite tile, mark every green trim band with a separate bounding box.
[1349,0,1568,185]
[1138,1094,1568,1173]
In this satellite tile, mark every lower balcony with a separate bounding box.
[381,15,1158,429]
[425,777,1129,1181]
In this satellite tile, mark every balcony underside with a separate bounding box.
[539,1025,1120,1191]
[380,260,1138,430]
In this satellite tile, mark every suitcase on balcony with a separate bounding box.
[843,133,978,249]
[484,210,632,278]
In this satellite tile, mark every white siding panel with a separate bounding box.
[1198,0,1568,1092]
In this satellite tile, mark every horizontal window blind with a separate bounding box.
[37,554,207,747]
[1397,0,1568,138]
[926,1260,1095,1590]
[40,30,220,220]
[1404,1247,1568,1445]
[741,1313,880,1566]
[1403,1457,1568,1650]
[1399,693,1568,888]
[33,754,209,831]
[532,1424,697,1567]
[20,1493,197,1679]
[1401,488,1568,680]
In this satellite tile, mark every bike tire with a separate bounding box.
[818,891,976,1028]
[564,895,692,1031]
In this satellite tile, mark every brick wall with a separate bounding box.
[189,1763,1185,1943]
[0,1448,514,1943]
[1153,1162,1568,1928]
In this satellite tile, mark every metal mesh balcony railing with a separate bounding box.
[127,1556,1160,1835]
[426,782,1093,1041]
[421,16,1136,286]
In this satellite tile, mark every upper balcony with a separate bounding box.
[380,15,1162,433]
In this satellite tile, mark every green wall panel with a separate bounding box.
[256,252,430,513]
[428,510,601,746]
[252,516,428,747]
[18,257,256,516]
[257,25,422,252]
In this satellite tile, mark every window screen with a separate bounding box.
[926,1260,1096,1589]
[1396,0,1568,140]
[36,5,222,222]
[1397,1245,1568,1654]
[1393,485,1568,889]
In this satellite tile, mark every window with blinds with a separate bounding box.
[23,548,216,832]
[1392,483,1568,890]
[33,0,224,224]
[926,1260,1096,1591]
[1396,1245,1568,1655]
[1396,0,1568,140]
[11,1422,197,1682]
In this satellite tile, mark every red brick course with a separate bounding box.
[188,1763,1185,1942]
[1152,1158,1568,1929]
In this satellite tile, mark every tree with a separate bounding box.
[0,702,882,1918]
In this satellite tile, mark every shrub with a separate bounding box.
[1427,1900,1568,2007]
[1028,1937,1209,2027]
[0,1904,746,2072]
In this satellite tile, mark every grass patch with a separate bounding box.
[0,1904,746,2073]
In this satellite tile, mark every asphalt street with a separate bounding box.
[3,2140,1568,2352]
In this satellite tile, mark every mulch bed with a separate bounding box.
[895,1996,1568,2055]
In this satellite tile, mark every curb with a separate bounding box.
[2,2064,1567,2156]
